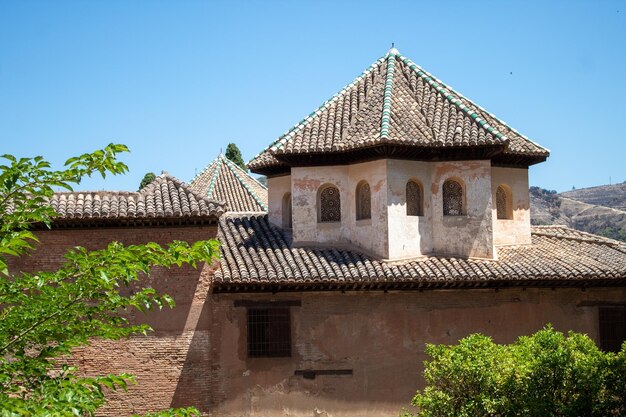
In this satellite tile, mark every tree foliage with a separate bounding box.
[139,172,157,190]
[225,143,246,171]
[0,144,218,416]
[402,326,626,417]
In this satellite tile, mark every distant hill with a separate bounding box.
[560,182,626,211]
[530,183,626,242]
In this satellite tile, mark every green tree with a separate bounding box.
[139,172,157,190]
[225,143,246,171]
[403,326,626,417]
[0,144,218,416]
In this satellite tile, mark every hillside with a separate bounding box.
[530,184,626,242]
[560,182,626,211]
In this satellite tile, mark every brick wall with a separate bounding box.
[9,225,218,416]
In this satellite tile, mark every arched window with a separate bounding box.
[282,192,292,228]
[318,184,341,222]
[355,181,371,220]
[406,180,423,216]
[442,179,464,216]
[496,185,512,220]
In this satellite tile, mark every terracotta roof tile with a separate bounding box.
[189,154,267,212]
[214,215,626,291]
[249,49,549,172]
[50,174,225,223]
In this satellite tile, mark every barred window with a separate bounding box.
[599,307,626,353]
[406,180,423,216]
[248,307,291,357]
[496,185,512,220]
[443,179,464,216]
[318,185,341,222]
[355,181,371,220]
[282,192,292,228]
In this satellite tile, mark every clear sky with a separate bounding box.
[1,0,624,192]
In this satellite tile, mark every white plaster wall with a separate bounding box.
[291,165,350,246]
[430,160,494,259]
[267,175,291,228]
[347,160,388,258]
[491,167,532,245]
[286,159,497,260]
[291,161,389,258]
[386,159,433,258]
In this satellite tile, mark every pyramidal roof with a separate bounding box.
[249,48,549,175]
[189,154,268,212]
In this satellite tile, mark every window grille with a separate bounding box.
[247,307,291,357]
[319,185,341,222]
[356,181,371,220]
[496,185,511,220]
[406,180,423,216]
[282,192,292,228]
[443,179,464,216]
[599,307,626,353]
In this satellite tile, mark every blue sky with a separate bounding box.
[1,0,624,192]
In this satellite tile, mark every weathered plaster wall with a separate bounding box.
[492,167,532,245]
[283,159,498,259]
[268,174,292,228]
[9,227,218,416]
[386,159,433,258]
[209,287,626,417]
[347,160,388,257]
[291,161,388,258]
[430,160,494,258]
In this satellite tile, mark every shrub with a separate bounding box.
[403,326,626,417]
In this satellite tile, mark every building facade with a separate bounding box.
[13,49,626,416]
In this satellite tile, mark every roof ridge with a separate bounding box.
[380,52,396,139]
[222,156,268,211]
[249,54,388,163]
[155,172,226,207]
[53,190,139,196]
[223,155,268,190]
[395,54,508,142]
[205,156,225,199]
[189,156,220,186]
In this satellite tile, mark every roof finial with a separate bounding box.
[389,42,399,56]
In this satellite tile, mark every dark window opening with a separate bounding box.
[356,181,371,220]
[599,307,626,353]
[282,192,292,229]
[406,180,423,216]
[319,185,341,222]
[443,179,464,216]
[248,307,291,357]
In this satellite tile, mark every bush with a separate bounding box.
[403,326,626,417]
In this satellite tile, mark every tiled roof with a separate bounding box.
[249,48,549,173]
[214,215,626,292]
[48,174,225,225]
[189,154,268,212]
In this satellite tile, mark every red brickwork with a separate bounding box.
[9,226,218,416]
